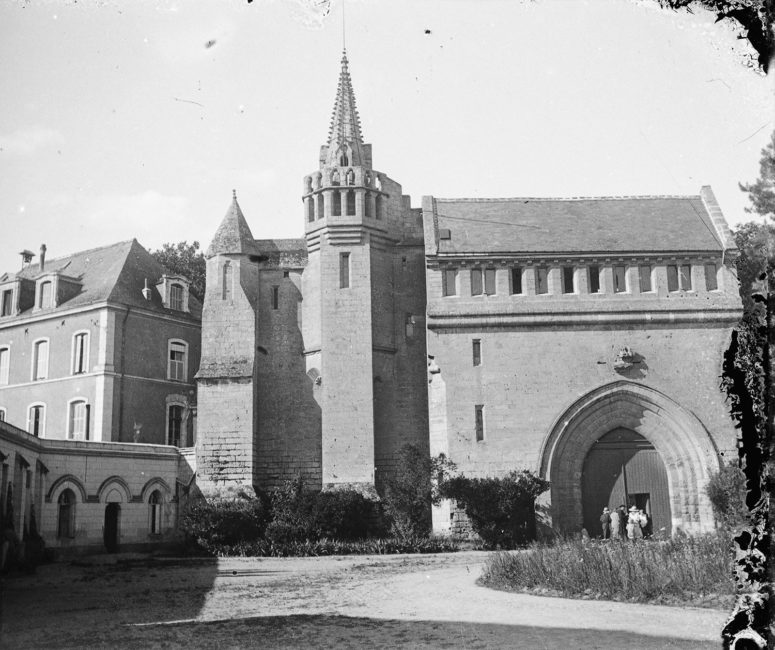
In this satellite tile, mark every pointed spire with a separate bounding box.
[324,49,366,167]
[205,191,255,258]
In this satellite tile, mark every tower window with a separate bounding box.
[307,198,314,223]
[375,194,383,220]
[639,265,652,292]
[536,267,549,294]
[475,405,485,442]
[680,264,692,290]
[472,339,481,366]
[667,264,692,291]
[589,266,601,293]
[365,192,374,218]
[442,269,457,297]
[332,191,342,216]
[705,263,718,291]
[562,266,575,294]
[346,190,356,216]
[222,262,232,300]
[331,170,341,186]
[511,267,523,294]
[339,152,349,167]
[484,268,496,295]
[613,265,627,293]
[271,285,279,310]
[317,193,324,220]
[339,253,350,289]
[346,168,355,185]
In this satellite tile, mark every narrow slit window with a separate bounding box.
[475,405,484,442]
[705,263,718,291]
[589,266,600,293]
[271,286,279,310]
[613,265,627,293]
[316,193,324,220]
[472,339,481,367]
[562,266,575,294]
[339,253,350,289]
[667,265,679,292]
[484,269,496,295]
[346,190,356,216]
[536,267,549,294]
[639,265,652,292]
[511,267,523,294]
[307,198,314,223]
[442,269,457,297]
[680,264,692,290]
[332,191,342,216]
[222,262,232,300]
[471,269,483,296]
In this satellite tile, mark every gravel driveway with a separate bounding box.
[0,551,727,648]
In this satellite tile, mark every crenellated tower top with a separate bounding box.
[319,50,372,169]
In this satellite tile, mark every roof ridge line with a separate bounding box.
[433,195,702,203]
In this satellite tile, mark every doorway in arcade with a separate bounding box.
[581,427,672,537]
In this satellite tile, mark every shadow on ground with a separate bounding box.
[6,612,716,649]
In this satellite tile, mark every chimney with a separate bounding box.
[39,244,47,272]
[142,278,151,301]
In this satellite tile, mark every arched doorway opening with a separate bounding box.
[539,381,721,535]
[104,503,120,553]
[581,428,671,537]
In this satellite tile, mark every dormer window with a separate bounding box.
[1,289,12,316]
[39,281,52,308]
[156,275,190,313]
[170,284,184,311]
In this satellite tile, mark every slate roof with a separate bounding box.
[205,193,257,257]
[3,239,201,319]
[431,195,727,255]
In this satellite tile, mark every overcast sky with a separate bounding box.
[0,0,772,275]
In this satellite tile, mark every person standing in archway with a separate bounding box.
[627,505,643,541]
[610,506,621,540]
[599,507,611,540]
[617,505,628,539]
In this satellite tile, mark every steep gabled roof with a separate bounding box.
[205,191,257,258]
[429,195,727,255]
[4,239,201,319]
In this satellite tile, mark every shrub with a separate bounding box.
[312,490,376,540]
[382,444,456,538]
[481,532,735,606]
[181,493,271,554]
[706,461,750,530]
[265,476,317,543]
[440,470,549,549]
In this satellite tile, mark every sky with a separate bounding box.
[0,0,772,275]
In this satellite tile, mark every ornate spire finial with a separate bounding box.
[324,49,365,167]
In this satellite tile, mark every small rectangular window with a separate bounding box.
[667,265,679,292]
[471,269,483,296]
[68,401,89,440]
[680,264,692,290]
[0,347,8,385]
[168,405,183,446]
[271,285,279,310]
[484,268,496,295]
[28,405,44,437]
[536,267,549,294]
[562,266,575,294]
[442,269,457,297]
[33,340,48,380]
[511,268,523,294]
[613,265,627,293]
[339,253,350,289]
[72,333,88,374]
[589,266,600,293]
[0,409,5,422]
[705,263,718,291]
[472,339,481,366]
[405,314,414,338]
[1,290,12,316]
[475,404,484,442]
[639,265,652,293]
[168,342,186,381]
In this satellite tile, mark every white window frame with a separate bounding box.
[66,398,89,440]
[27,402,46,438]
[169,283,184,311]
[166,399,186,446]
[0,345,9,385]
[31,338,49,381]
[167,339,188,382]
[71,330,90,375]
[38,280,53,309]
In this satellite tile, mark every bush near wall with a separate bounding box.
[440,470,550,549]
[181,494,271,555]
[705,461,750,530]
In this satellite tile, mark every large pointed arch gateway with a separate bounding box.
[539,381,722,535]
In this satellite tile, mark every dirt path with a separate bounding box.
[1,552,727,648]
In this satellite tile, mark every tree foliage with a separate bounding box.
[655,0,773,73]
[706,461,751,529]
[381,444,457,538]
[440,470,550,549]
[150,240,206,300]
[739,131,775,219]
